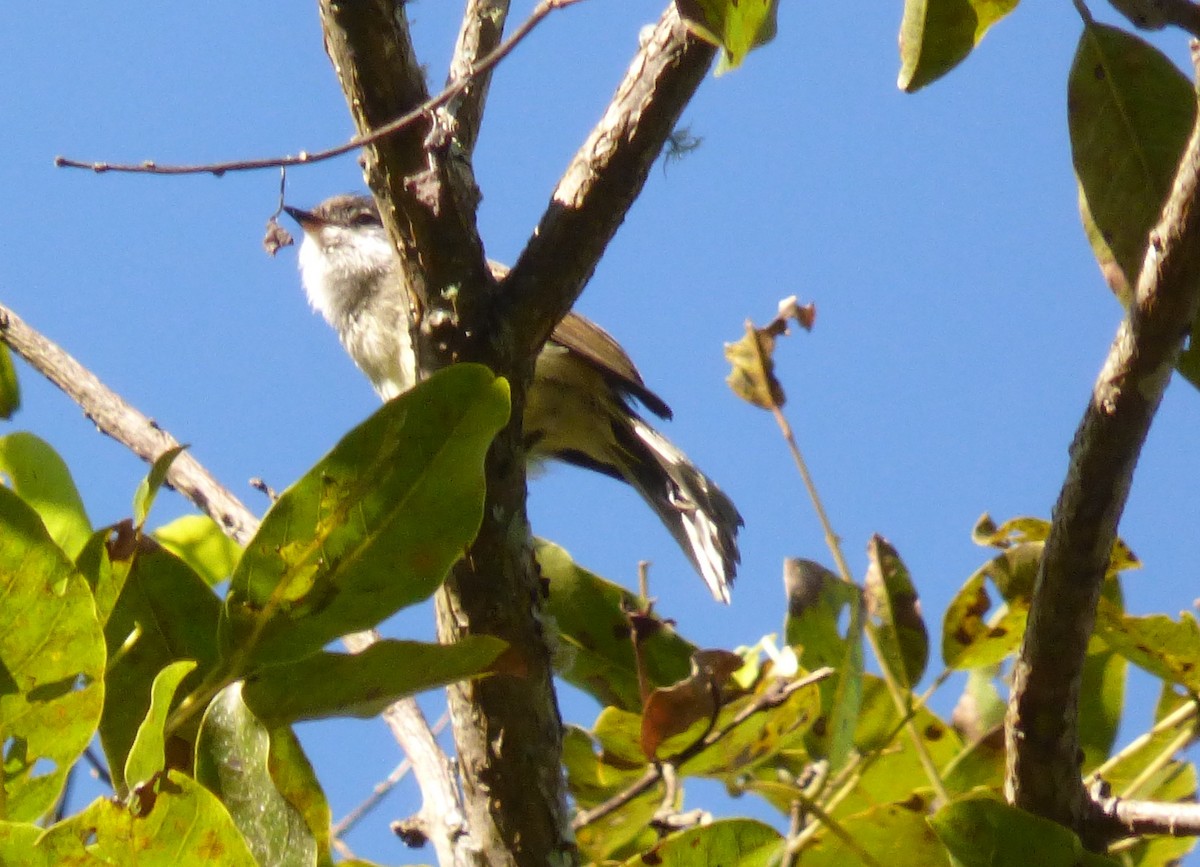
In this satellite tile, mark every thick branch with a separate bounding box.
[502,3,716,359]
[1005,98,1200,841]
[0,301,259,545]
[318,0,490,341]
[317,4,572,864]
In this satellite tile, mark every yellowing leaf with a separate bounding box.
[676,0,779,72]
[898,0,1019,92]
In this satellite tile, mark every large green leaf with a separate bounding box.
[897,0,1019,93]
[0,432,91,559]
[1095,599,1200,692]
[538,540,694,711]
[222,364,510,665]
[242,636,508,724]
[36,771,257,866]
[1070,23,1194,297]
[1068,23,1200,390]
[931,794,1119,867]
[619,819,783,866]
[0,485,104,821]
[196,684,318,867]
[794,795,945,866]
[265,727,335,867]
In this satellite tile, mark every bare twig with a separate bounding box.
[332,711,452,840]
[53,0,582,178]
[1092,778,1200,837]
[340,630,465,864]
[0,302,259,545]
[1006,70,1200,845]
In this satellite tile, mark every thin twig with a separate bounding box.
[53,0,583,178]
[332,710,451,839]
[769,404,950,804]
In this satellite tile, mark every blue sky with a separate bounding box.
[4,1,1200,863]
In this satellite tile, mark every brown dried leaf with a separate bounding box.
[724,296,815,410]
[262,218,293,257]
[639,649,743,760]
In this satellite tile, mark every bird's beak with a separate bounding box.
[283,205,319,230]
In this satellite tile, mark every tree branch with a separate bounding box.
[316,3,573,863]
[0,301,260,545]
[502,3,716,360]
[1005,88,1200,843]
[53,1,571,178]
[341,630,467,865]
[446,0,512,157]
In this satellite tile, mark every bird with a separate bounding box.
[284,194,742,602]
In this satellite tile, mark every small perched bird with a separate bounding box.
[284,195,742,602]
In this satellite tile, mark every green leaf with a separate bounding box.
[563,724,648,808]
[196,684,318,867]
[783,558,857,670]
[222,364,510,665]
[1095,599,1200,692]
[133,445,187,529]
[931,794,1119,867]
[0,432,91,559]
[0,345,19,420]
[538,540,694,711]
[152,513,243,586]
[1069,23,1195,301]
[124,660,197,788]
[793,795,945,866]
[897,0,1019,93]
[829,692,961,819]
[97,539,220,793]
[675,0,778,73]
[620,819,783,866]
[37,771,258,866]
[864,535,928,690]
[1078,637,1126,770]
[265,727,335,867]
[942,542,1039,668]
[0,821,43,865]
[0,485,104,821]
[242,636,508,724]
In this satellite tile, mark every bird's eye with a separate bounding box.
[350,210,381,227]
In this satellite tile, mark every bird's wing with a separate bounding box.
[551,311,672,419]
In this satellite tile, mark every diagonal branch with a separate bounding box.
[1005,86,1200,844]
[446,0,513,157]
[0,301,259,545]
[502,3,716,360]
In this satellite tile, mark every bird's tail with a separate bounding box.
[615,418,743,603]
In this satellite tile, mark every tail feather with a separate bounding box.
[622,419,742,603]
